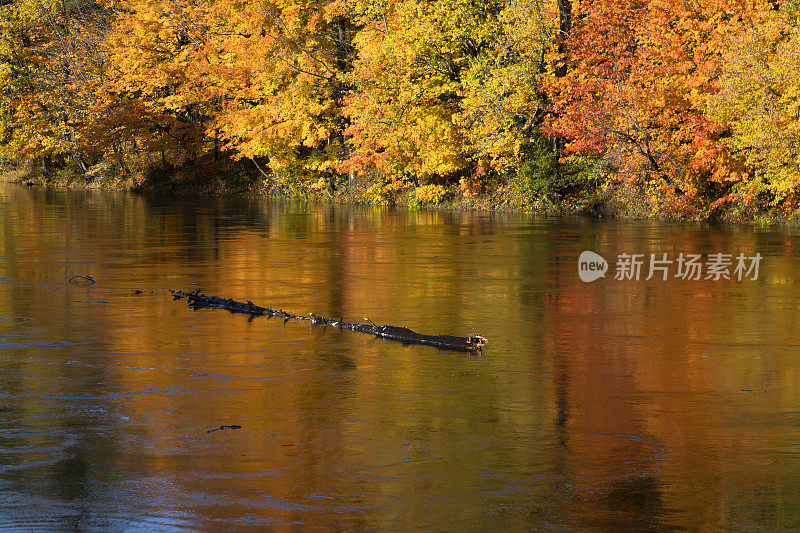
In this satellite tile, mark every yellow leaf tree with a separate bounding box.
[0,0,108,174]
[709,5,800,206]
[201,0,355,193]
[88,0,212,175]
[341,0,507,184]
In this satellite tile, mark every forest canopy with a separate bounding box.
[1,0,799,219]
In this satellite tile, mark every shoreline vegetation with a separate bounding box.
[2,1,800,225]
[5,159,799,227]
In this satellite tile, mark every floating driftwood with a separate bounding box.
[170,290,487,352]
[207,425,242,434]
[68,275,96,284]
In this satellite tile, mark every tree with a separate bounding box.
[340,0,511,185]
[0,0,109,174]
[88,0,211,175]
[544,0,766,214]
[708,5,800,206]
[200,0,355,193]
[456,0,561,171]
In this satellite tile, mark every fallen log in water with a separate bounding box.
[170,290,487,352]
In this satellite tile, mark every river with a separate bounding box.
[0,183,798,530]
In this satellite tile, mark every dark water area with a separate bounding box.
[0,183,799,530]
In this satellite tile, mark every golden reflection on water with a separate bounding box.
[0,184,800,530]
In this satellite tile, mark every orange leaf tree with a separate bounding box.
[544,0,767,214]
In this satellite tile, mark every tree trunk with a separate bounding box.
[555,0,572,74]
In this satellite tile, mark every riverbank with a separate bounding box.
[3,158,796,228]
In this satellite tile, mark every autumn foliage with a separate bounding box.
[1,0,799,218]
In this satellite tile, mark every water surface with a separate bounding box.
[1,183,799,530]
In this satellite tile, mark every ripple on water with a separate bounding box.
[0,340,102,349]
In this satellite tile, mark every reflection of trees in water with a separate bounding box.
[537,219,800,530]
[0,185,532,528]
[3,184,800,529]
